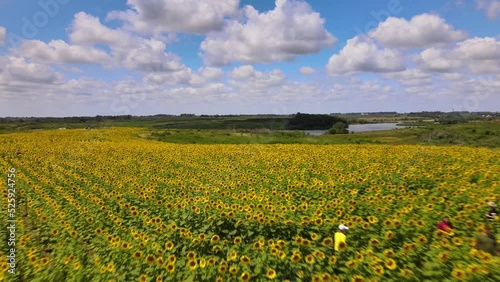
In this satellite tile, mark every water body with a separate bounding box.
[304,123,410,136]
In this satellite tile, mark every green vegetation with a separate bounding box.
[327,122,349,135]
[1,112,499,148]
[140,120,500,148]
[286,113,348,130]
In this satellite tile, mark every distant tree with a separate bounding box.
[327,122,349,134]
[286,113,348,130]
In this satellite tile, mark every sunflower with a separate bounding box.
[234,237,242,245]
[329,256,337,265]
[416,234,427,244]
[107,262,115,272]
[218,264,227,274]
[368,216,378,224]
[229,265,238,275]
[372,265,384,276]
[467,264,479,274]
[266,268,277,279]
[452,237,463,246]
[383,249,395,257]
[451,268,466,280]
[186,251,196,260]
[384,258,397,270]
[355,252,364,261]
[208,257,216,266]
[166,264,175,273]
[399,268,413,278]
[322,237,333,247]
[251,240,263,249]
[165,241,174,250]
[40,257,49,265]
[438,251,449,263]
[351,275,365,282]
[314,250,326,260]
[139,274,148,282]
[302,239,311,248]
[369,238,380,247]
[228,251,238,261]
[277,240,286,249]
[310,232,319,241]
[345,260,357,269]
[145,254,156,265]
[385,231,395,240]
[240,271,251,282]
[291,253,302,264]
[305,254,315,265]
[294,236,304,245]
[167,255,176,264]
[187,259,197,271]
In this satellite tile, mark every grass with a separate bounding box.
[139,120,500,148]
[2,116,499,148]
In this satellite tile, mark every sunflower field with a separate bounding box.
[0,127,499,282]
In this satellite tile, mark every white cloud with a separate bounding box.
[107,0,239,34]
[299,66,316,75]
[143,66,223,87]
[415,37,500,73]
[383,69,432,86]
[68,12,186,73]
[476,0,500,20]
[229,65,257,79]
[200,0,336,65]
[199,67,224,81]
[69,12,134,46]
[18,40,111,65]
[228,65,286,89]
[369,14,467,49]
[0,56,62,84]
[327,36,406,75]
[116,38,185,73]
[456,37,500,60]
[0,26,5,46]
[414,47,463,72]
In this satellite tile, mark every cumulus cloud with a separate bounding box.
[143,66,223,86]
[476,0,500,20]
[0,56,62,84]
[200,0,336,65]
[456,37,500,60]
[369,14,467,49]
[414,48,463,72]
[68,12,186,73]
[107,0,239,34]
[0,26,5,46]
[228,65,286,89]
[415,37,500,73]
[69,12,134,46]
[18,40,111,65]
[383,69,433,86]
[299,66,316,75]
[327,36,406,75]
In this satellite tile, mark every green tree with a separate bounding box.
[327,122,349,134]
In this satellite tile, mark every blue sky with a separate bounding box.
[0,0,498,117]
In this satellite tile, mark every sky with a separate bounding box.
[0,0,499,117]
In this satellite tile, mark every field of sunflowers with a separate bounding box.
[1,127,499,282]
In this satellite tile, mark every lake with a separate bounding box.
[304,123,410,136]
